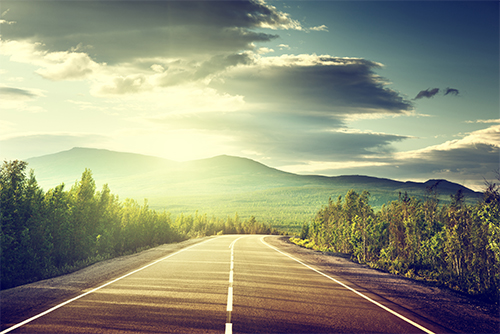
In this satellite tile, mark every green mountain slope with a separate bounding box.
[25,147,482,230]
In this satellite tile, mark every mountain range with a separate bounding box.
[25,147,482,230]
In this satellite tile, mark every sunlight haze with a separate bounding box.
[1,0,498,191]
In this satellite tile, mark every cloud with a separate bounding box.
[0,86,46,112]
[0,1,300,64]
[307,25,329,32]
[1,0,412,118]
[414,88,440,99]
[0,0,432,177]
[193,53,255,81]
[94,75,151,96]
[0,86,40,100]
[214,54,413,114]
[35,51,100,81]
[444,87,460,96]
[466,119,500,124]
[398,125,500,157]
[282,124,500,191]
[392,124,500,187]
[0,39,103,81]
[256,47,274,54]
[146,110,408,165]
[414,87,460,99]
[0,19,15,25]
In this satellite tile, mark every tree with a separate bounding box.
[68,169,98,262]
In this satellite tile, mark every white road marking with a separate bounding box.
[260,236,436,334]
[225,235,245,334]
[0,238,216,334]
[227,287,233,312]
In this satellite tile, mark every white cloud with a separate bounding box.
[307,25,329,32]
[150,64,165,73]
[0,39,47,65]
[0,39,103,81]
[250,0,302,30]
[281,160,389,174]
[256,47,274,54]
[36,51,100,81]
[465,118,500,124]
[397,124,500,160]
[0,19,15,25]
[93,74,149,95]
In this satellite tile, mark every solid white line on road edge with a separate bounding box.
[0,238,216,334]
[260,237,436,334]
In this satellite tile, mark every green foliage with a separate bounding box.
[174,212,280,239]
[27,148,480,236]
[297,184,500,303]
[1,161,282,290]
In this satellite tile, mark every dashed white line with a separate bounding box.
[225,323,233,334]
[260,236,436,334]
[225,236,245,334]
[227,287,233,312]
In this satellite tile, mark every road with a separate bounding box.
[2,235,445,333]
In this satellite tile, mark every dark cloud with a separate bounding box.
[303,142,499,191]
[414,88,440,100]
[414,87,460,99]
[148,111,408,164]
[364,126,499,189]
[95,52,256,94]
[214,56,413,114]
[444,87,460,96]
[394,143,499,189]
[0,1,294,63]
[0,86,39,100]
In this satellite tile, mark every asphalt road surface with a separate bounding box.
[2,235,448,333]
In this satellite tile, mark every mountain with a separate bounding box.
[25,147,482,230]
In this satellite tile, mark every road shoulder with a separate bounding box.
[0,237,211,331]
[264,236,499,334]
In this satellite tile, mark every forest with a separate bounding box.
[0,160,280,290]
[2,159,499,304]
[293,182,500,303]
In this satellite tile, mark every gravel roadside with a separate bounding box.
[265,236,500,334]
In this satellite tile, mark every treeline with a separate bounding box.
[0,160,280,290]
[294,183,499,302]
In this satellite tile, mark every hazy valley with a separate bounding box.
[26,147,481,230]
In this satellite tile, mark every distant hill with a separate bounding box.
[25,147,482,231]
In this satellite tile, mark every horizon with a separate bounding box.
[25,146,483,193]
[1,0,499,192]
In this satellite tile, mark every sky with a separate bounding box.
[0,0,498,191]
